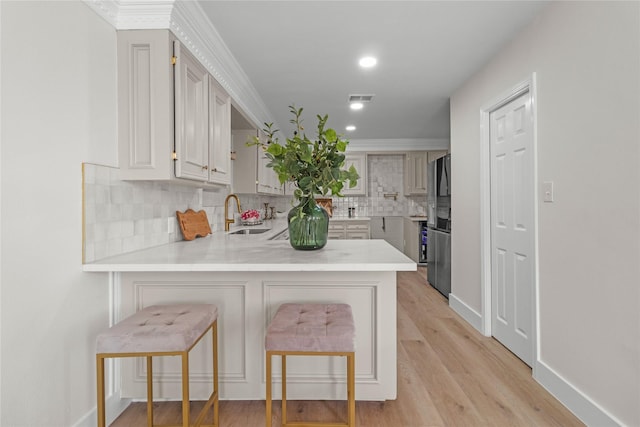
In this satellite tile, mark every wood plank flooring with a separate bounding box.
[110,268,584,427]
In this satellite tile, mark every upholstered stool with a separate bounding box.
[96,304,219,427]
[265,303,356,427]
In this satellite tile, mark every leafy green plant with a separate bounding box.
[249,105,359,212]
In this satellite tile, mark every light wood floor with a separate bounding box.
[110,268,584,427]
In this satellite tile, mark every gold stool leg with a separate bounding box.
[96,355,106,427]
[281,354,287,426]
[147,356,153,427]
[266,351,272,427]
[182,352,190,427]
[347,353,356,427]
[213,321,219,427]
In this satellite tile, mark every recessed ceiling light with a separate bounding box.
[350,102,364,110]
[359,56,377,68]
[346,125,356,131]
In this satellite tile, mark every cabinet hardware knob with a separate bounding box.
[211,168,217,172]
[202,165,208,170]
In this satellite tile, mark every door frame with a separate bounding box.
[479,73,539,371]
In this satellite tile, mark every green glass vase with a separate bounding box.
[287,198,329,250]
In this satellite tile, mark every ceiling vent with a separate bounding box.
[348,94,375,103]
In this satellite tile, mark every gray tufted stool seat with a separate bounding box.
[96,304,219,427]
[265,303,356,427]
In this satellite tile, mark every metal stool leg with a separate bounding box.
[281,354,287,426]
[147,356,153,427]
[96,355,106,427]
[348,353,355,427]
[213,321,219,427]
[266,351,272,427]
[182,352,190,427]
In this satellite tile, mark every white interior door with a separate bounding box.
[490,90,535,366]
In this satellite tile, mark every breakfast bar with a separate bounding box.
[84,220,416,402]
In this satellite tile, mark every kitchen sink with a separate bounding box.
[230,228,270,235]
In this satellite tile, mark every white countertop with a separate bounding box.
[329,216,371,221]
[406,216,429,222]
[83,219,416,273]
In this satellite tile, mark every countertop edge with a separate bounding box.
[83,262,417,273]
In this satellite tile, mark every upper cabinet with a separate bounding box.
[404,150,449,196]
[404,152,428,196]
[117,30,231,186]
[174,43,209,181]
[232,129,284,195]
[342,153,367,196]
[208,77,232,185]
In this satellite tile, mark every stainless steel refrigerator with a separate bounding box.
[426,154,451,298]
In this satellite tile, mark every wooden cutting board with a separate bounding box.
[176,209,212,241]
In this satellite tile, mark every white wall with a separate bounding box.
[1,1,116,425]
[450,2,639,426]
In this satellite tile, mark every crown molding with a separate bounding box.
[348,138,450,152]
[83,0,275,129]
[84,0,173,29]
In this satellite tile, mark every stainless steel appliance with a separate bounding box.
[426,154,451,298]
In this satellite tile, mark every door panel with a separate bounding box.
[490,91,534,366]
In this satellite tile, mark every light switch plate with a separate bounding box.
[543,181,554,202]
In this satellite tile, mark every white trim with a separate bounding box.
[72,394,132,427]
[348,138,449,152]
[479,73,539,359]
[448,293,484,334]
[534,361,623,427]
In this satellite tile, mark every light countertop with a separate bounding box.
[329,216,371,221]
[83,218,416,273]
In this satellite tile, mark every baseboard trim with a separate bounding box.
[72,394,131,427]
[534,360,622,427]
[448,292,484,333]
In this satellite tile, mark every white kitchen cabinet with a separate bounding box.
[256,130,283,195]
[403,217,419,262]
[208,76,232,185]
[404,152,428,196]
[370,216,404,252]
[404,150,450,196]
[328,219,370,240]
[174,44,209,181]
[232,129,283,195]
[342,153,367,196]
[117,29,231,186]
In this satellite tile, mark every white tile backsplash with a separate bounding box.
[83,153,427,262]
[83,163,230,263]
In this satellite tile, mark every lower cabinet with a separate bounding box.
[403,218,420,262]
[328,219,371,239]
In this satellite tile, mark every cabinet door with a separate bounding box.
[174,43,209,181]
[402,218,419,262]
[208,77,231,185]
[346,222,370,239]
[117,30,174,180]
[342,153,367,196]
[256,131,283,195]
[404,152,428,195]
[328,222,346,239]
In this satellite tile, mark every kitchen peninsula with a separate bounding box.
[84,219,416,402]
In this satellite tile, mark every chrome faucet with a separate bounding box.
[224,194,242,231]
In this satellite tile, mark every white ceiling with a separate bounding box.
[199,1,548,142]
